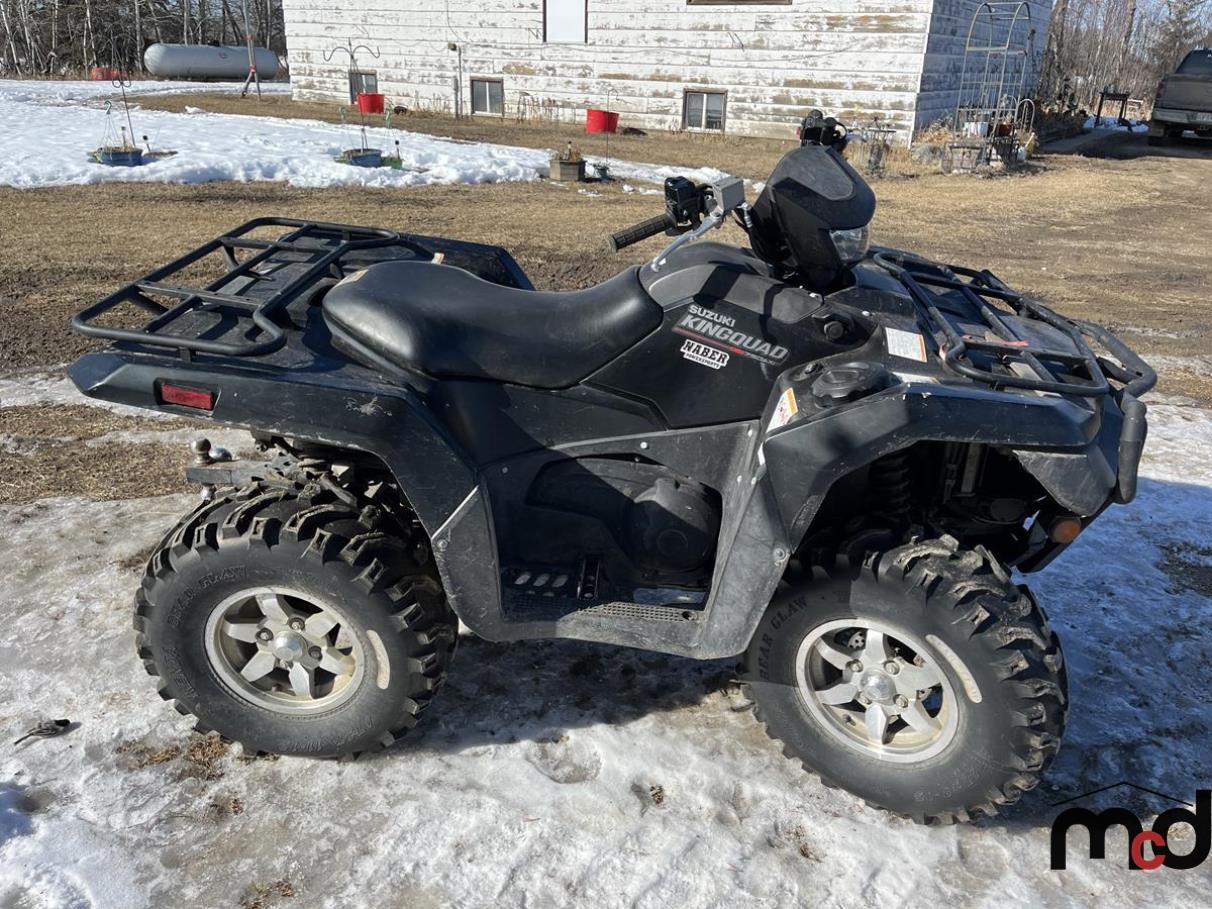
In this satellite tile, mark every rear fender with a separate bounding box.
[69,352,502,632]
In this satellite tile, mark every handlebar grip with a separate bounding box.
[608,214,673,252]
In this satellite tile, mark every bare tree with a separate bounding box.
[1039,0,1212,109]
[0,0,285,75]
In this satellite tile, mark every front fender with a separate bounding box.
[762,378,1112,541]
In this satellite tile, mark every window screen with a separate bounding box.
[683,91,726,131]
[471,79,504,115]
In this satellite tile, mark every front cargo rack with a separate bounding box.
[874,250,1155,398]
[72,217,533,362]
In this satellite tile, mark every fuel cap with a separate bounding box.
[811,362,891,406]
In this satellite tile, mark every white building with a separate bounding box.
[281,0,1049,142]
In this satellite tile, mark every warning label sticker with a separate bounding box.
[885,327,928,363]
[767,387,799,433]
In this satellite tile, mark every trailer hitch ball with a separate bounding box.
[191,437,233,466]
[192,438,214,465]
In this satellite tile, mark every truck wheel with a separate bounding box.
[1148,126,1178,146]
[135,480,457,757]
[742,536,1067,824]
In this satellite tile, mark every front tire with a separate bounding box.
[742,536,1067,824]
[135,479,457,757]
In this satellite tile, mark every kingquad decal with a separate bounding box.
[673,304,790,366]
[680,338,730,370]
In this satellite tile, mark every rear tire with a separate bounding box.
[135,479,457,757]
[742,536,1067,824]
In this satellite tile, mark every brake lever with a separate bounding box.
[649,177,746,273]
[649,208,725,272]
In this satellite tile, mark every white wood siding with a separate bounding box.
[915,0,1051,131]
[281,0,1048,141]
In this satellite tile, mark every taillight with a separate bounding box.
[157,381,216,411]
[1157,79,1168,99]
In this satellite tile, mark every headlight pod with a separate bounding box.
[829,225,870,264]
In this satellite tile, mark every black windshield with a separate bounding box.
[1178,49,1212,76]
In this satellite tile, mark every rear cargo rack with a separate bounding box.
[874,250,1154,398]
[71,217,533,362]
[73,218,422,360]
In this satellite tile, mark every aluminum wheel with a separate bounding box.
[203,586,364,715]
[794,618,959,763]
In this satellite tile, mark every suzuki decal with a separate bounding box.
[673,304,789,366]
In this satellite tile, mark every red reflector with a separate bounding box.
[159,382,216,411]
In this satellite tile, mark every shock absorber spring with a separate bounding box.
[869,450,912,527]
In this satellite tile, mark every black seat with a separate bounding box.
[323,261,662,388]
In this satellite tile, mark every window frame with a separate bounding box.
[348,69,378,103]
[682,89,727,132]
[543,0,589,44]
[470,77,506,116]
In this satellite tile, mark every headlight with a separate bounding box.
[829,225,870,264]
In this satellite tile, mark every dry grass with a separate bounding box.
[115,732,231,780]
[0,404,170,440]
[1,145,1210,405]
[137,91,800,182]
[0,404,196,504]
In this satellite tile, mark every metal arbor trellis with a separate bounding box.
[947,1,1037,172]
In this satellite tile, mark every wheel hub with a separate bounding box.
[794,618,960,763]
[203,586,364,715]
[270,632,307,663]
[859,671,896,704]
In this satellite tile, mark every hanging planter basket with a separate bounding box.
[356,92,386,114]
[92,146,144,167]
[338,148,384,168]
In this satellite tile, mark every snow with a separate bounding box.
[1083,115,1149,133]
[0,79,729,190]
[2,372,1212,906]
[0,78,291,106]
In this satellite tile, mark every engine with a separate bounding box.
[528,457,721,586]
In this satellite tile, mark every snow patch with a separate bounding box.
[0,79,734,190]
[1083,115,1149,133]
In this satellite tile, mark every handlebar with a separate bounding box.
[608,214,673,252]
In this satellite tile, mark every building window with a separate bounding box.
[684,91,726,131]
[349,70,378,103]
[471,79,504,115]
[545,0,588,43]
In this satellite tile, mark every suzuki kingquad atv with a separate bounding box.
[69,140,1154,824]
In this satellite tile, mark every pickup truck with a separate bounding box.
[1149,48,1212,144]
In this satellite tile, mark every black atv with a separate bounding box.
[69,140,1154,824]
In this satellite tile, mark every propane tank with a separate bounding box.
[143,43,281,80]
